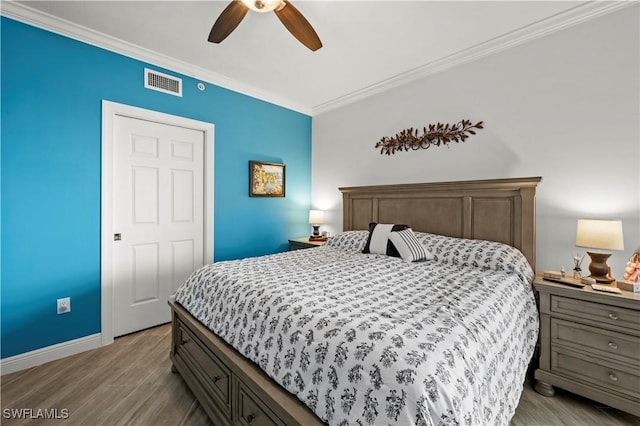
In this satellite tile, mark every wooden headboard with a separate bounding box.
[340,177,541,269]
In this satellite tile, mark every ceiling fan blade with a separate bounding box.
[208,1,249,43]
[274,1,322,51]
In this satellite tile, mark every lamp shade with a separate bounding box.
[308,210,325,224]
[575,219,624,251]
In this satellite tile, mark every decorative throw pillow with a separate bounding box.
[362,222,408,257]
[388,228,434,262]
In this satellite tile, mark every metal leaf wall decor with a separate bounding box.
[375,119,484,155]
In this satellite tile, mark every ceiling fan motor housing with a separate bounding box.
[241,0,284,13]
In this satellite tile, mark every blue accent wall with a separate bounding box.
[1,17,312,358]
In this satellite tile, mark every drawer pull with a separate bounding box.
[608,373,619,382]
[608,341,618,350]
[212,376,219,383]
[247,414,256,423]
[608,313,618,320]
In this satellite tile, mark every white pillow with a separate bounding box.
[362,223,409,257]
[367,224,395,254]
[388,228,434,262]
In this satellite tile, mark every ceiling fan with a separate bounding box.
[208,0,322,51]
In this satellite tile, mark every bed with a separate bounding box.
[169,176,541,425]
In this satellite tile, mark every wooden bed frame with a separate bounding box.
[169,176,541,425]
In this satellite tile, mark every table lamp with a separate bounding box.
[308,210,325,237]
[575,219,624,283]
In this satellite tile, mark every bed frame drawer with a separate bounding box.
[174,319,232,417]
[237,383,284,426]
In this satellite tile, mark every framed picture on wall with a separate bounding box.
[249,161,285,197]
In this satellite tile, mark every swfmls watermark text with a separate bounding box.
[2,408,69,420]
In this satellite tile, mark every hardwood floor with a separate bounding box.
[2,324,638,425]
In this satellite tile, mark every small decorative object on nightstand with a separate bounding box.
[619,249,640,292]
[572,253,585,279]
[623,249,640,283]
[575,219,625,283]
[533,274,640,417]
[288,237,325,251]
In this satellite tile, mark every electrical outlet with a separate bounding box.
[57,297,71,314]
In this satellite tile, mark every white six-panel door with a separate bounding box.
[112,115,205,336]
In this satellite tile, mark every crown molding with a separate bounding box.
[312,1,636,115]
[2,1,634,117]
[0,1,312,115]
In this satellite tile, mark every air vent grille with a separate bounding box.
[144,68,182,97]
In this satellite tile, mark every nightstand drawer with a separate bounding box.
[551,348,640,399]
[551,295,640,330]
[551,318,640,364]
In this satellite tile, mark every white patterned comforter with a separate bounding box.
[175,231,538,426]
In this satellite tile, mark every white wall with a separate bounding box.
[312,5,639,277]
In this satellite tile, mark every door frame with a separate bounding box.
[101,100,214,345]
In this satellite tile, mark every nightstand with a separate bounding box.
[533,274,640,416]
[288,237,325,250]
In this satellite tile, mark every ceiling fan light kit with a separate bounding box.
[241,0,285,13]
[209,0,322,51]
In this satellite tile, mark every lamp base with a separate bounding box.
[587,251,616,283]
[311,225,320,237]
[592,276,616,284]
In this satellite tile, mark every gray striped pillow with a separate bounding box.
[388,228,434,262]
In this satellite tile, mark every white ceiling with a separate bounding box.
[5,1,626,114]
